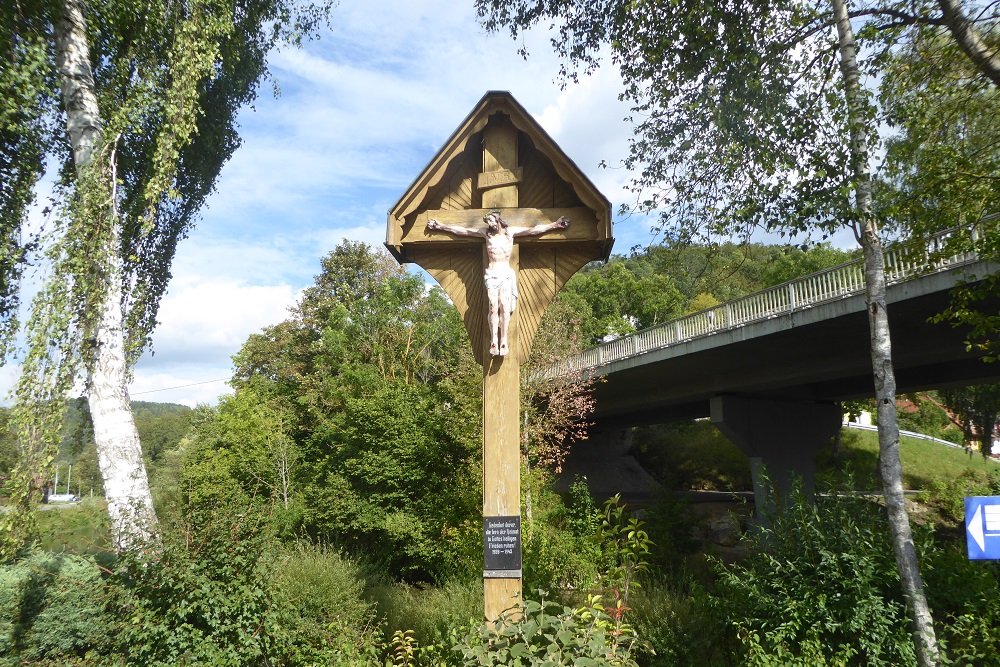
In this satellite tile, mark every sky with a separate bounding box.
[6,0,860,409]
[124,0,641,407]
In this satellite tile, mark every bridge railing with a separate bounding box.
[538,225,983,380]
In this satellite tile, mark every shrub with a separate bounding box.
[710,488,916,666]
[0,550,113,665]
[112,511,288,667]
[923,537,1000,666]
[629,577,728,666]
[368,576,481,650]
[454,595,641,667]
[520,476,601,596]
[267,541,384,665]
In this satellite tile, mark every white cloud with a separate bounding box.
[130,370,232,408]
[144,279,298,366]
[3,2,643,408]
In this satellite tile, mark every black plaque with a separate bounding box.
[483,515,521,576]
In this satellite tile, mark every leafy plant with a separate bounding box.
[390,630,419,667]
[455,595,641,667]
[112,511,286,666]
[597,494,653,631]
[0,551,113,664]
[710,487,916,666]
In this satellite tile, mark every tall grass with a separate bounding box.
[365,576,482,647]
[822,428,998,491]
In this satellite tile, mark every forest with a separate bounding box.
[2,0,999,664]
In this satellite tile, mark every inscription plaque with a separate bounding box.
[483,515,521,577]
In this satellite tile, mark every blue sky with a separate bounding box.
[122,0,641,406]
[5,1,858,408]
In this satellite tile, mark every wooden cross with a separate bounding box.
[387,93,611,621]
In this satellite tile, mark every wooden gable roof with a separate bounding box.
[386,90,613,262]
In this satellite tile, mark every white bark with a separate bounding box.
[831,1,940,664]
[937,0,1000,88]
[89,255,158,550]
[55,0,157,551]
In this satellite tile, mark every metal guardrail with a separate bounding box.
[843,421,963,450]
[540,225,984,379]
[844,421,999,462]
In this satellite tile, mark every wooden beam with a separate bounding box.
[402,208,600,244]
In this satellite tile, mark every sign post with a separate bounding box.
[387,91,612,621]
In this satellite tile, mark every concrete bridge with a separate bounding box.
[545,227,1000,506]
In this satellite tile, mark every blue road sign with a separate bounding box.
[966,496,1000,560]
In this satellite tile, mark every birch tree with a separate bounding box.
[0,0,331,556]
[474,0,998,663]
[880,27,999,360]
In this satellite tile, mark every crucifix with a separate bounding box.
[386,92,612,622]
[426,211,570,357]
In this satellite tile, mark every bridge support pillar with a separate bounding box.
[710,395,840,518]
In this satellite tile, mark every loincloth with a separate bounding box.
[484,266,518,311]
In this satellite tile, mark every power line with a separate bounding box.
[131,378,230,396]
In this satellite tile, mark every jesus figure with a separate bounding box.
[426,210,570,357]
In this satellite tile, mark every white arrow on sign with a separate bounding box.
[969,504,985,551]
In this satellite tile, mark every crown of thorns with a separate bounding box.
[484,210,507,227]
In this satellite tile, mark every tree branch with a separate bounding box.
[848,6,946,26]
[937,0,1000,86]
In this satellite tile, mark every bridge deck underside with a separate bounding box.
[591,269,1000,427]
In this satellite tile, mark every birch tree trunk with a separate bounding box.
[937,0,1000,87]
[831,0,940,664]
[55,0,157,551]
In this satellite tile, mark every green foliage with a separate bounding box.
[940,384,1000,457]
[629,577,726,667]
[0,0,55,358]
[822,427,997,493]
[921,467,1000,530]
[521,476,601,594]
[297,377,481,581]
[877,25,1000,359]
[632,422,752,492]
[267,541,385,666]
[114,510,283,666]
[368,577,482,654]
[389,630,420,667]
[563,260,684,342]
[455,595,641,667]
[638,498,700,581]
[478,0,864,243]
[895,393,962,445]
[0,551,113,665]
[711,490,916,666]
[208,242,484,583]
[1,0,334,556]
[595,495,652,625]
[923,540,1000,667]
[34,499,112,557]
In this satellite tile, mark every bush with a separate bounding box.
[629,577,727,667]
[710,487,916,666]
[0,550,113,665]
[368,576,482,651]
[520,476,601,596]
[267,541,384,665]
[454,595,641,667]
[924,540,1000,666]
[112,511,288,667]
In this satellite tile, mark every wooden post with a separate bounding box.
[481,119,522,621]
